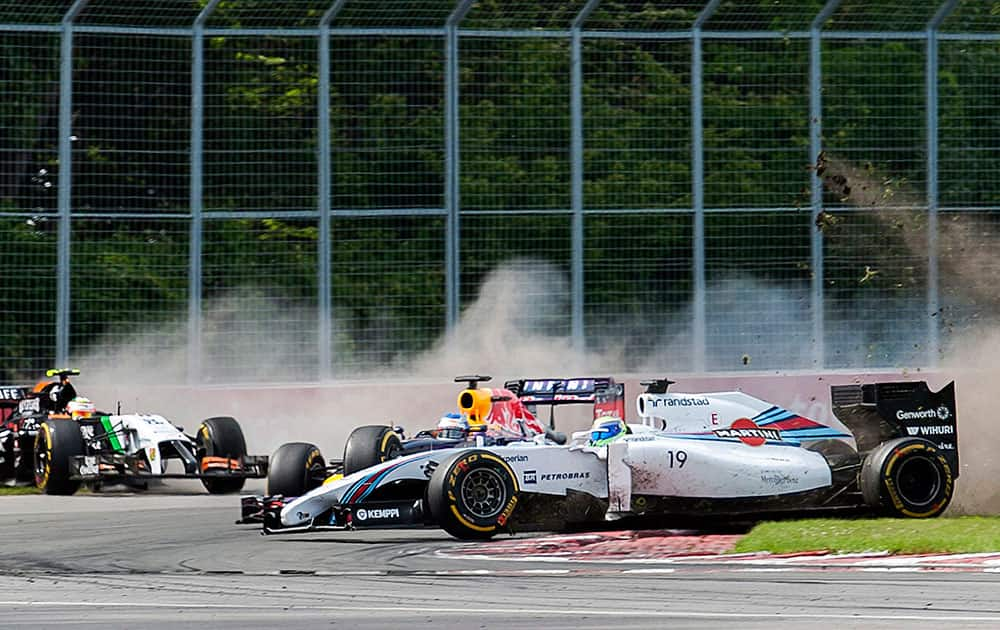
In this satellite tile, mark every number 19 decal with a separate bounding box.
[666,450,687,468]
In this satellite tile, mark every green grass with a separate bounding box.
[734,517,1000,555]
[0,485,40,495]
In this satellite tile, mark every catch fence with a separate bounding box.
[2,0,999,383]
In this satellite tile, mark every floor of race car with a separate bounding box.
[2,482,999,629]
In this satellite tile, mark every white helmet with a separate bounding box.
[67,397,96,419]
[437,412,468,439]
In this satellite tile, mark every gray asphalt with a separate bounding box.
[2,485,999,629]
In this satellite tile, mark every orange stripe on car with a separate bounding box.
[200,456,241,472]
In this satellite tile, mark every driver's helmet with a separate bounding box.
[589,416,628,446]
[437,412,469,440]
[66,397,96,419]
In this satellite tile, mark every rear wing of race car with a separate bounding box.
[831,380,958,477]
[0,386,30,423]
[504,377,626,428]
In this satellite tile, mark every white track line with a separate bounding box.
[2,601,1000,622]
[436,548,1000,569]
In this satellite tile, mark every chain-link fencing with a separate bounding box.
[2,0,999,384]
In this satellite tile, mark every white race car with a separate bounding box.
[257,377,957,539]
[13,370,269,495]
[35,412,268,495]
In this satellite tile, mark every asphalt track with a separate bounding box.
[2,482,999,629]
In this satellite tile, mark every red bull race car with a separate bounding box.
[244,376,958,539]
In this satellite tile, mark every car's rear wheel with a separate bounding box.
[427,449,519,540]
[197,416,248,494]
[860,437,954,518]
[342,425,402,475]
[34,419,84,495]
[266,442,326,497]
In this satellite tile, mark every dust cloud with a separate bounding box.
[941,333,1000,514]
[54,179,1000,514]
[820,153,1000,515]
[412,259,622,378]
[73,260,640,458]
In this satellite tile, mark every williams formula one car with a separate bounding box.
[251,377,957,539]
[239,375,625,522]
[2,369,267,494]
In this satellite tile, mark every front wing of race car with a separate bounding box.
[69,451,268,482]
[241,496,431,532]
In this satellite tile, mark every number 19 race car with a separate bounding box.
[251,377,957,540]
[2,369,268,494]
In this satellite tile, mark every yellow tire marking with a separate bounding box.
[379,431,395,461]
[883,443,953,518]
[477,452,519,493]
[445,451,518,534]
[36,424,52,487]
[450,505,494,532]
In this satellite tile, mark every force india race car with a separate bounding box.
[1,368,89,485]
[1,369,267,495]
[253,377,957,540]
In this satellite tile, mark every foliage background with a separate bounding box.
[3,0,1000,383]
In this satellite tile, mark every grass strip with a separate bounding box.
[0,485,41,496]
[734,516,1000,555]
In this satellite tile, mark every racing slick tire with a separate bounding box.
[342,425,402,475]
[197,416,248,494]
[860,437,954,518]
[34,419,85,495]
[266,442,326,497]
[427,449,519,540]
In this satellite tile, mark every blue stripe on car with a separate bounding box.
[755,410,797,425]
[348,453,433,504]
[778,428,852,438]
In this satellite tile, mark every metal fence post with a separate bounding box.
[11,2,996,382]
[690,0,721,372]
[56,0,91,367]
[570,0,602,352]
[925,0,958,368]
[444,1,475,332]
[809,0,842,370]
[318,1,347,381]
[189,0,220,384]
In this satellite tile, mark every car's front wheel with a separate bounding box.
[34,419,84,495]
[197,416,248,494]
[342,425,402,475]
[427,449,519,540]
[266,442,326,497]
